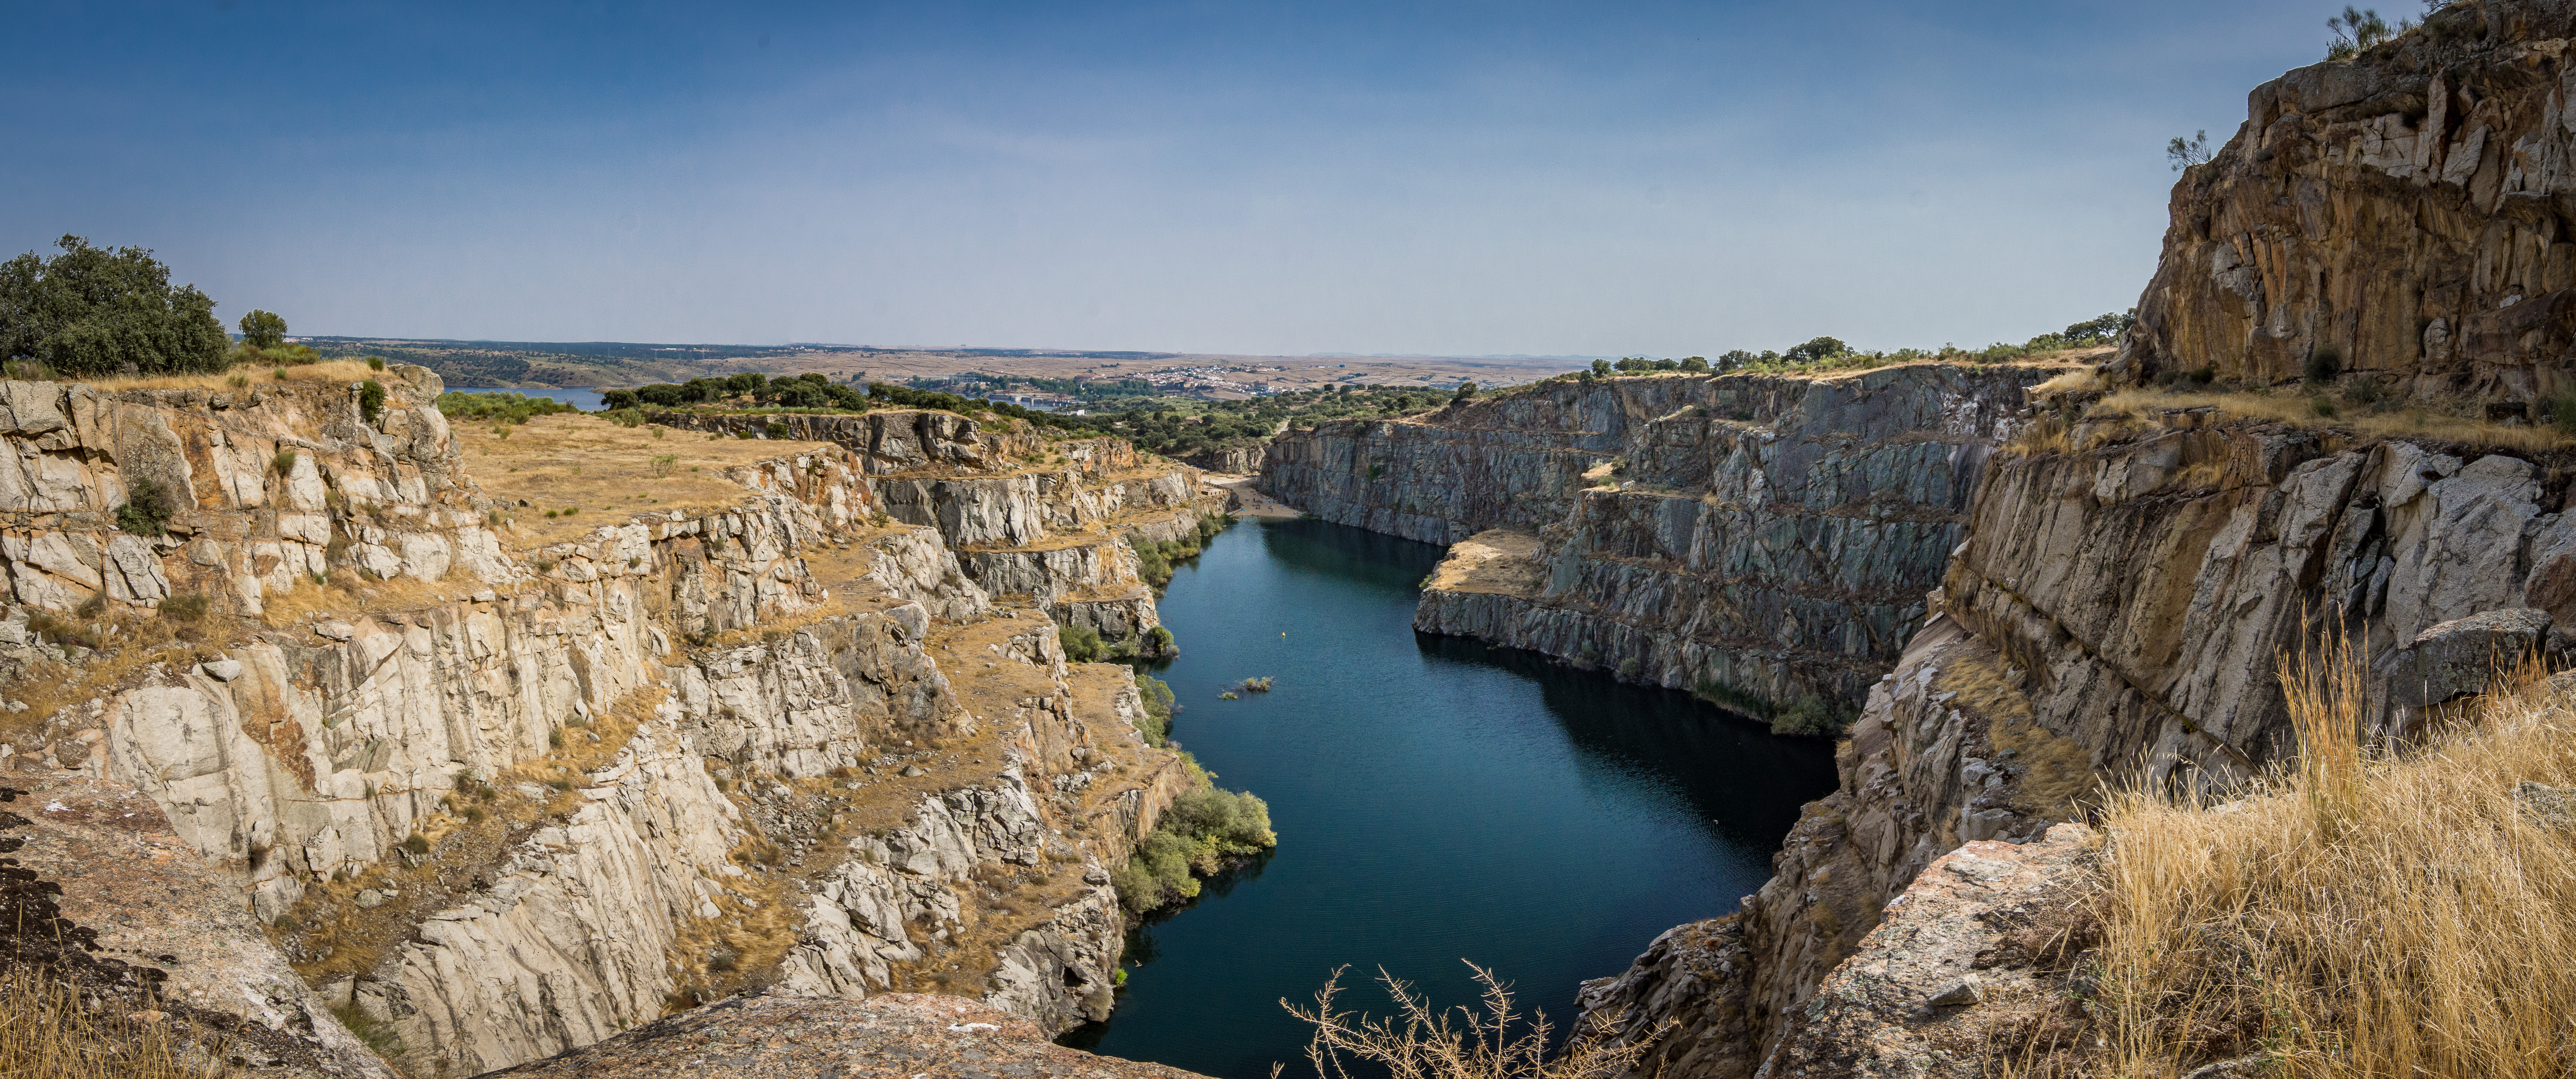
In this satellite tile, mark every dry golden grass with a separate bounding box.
[2030,367,2105,396]
[454,413,840,547]
[2095,637,2576,1078]
[0,968,221,1079]
[2094,388,2576,454]
[1932,648,2096,822]
[1285,962,1660,1079]
[84,359,384,393]
[2000,415,2074,458]
[256,569,475,629]
[661,846,799,1012]
[2,605,237,741]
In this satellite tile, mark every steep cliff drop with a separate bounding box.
[1263,363,2076,717]
[1579,4,2576,1072]
[0,370,1224,1077]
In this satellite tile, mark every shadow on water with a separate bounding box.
[1412,634,1827,849]
[1054,516,1836,1077]
[1054,849,1277,1053]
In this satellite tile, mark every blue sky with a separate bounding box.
[4,1,2330,356]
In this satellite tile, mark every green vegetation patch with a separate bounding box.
[437,390,580,425]
[1112,765,1278,914]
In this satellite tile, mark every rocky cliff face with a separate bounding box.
[655,409,1223,657]
[2123,0,2576,403]
[1579,406,2576,1075]
[0,379,1207,1076]
[1265,364,2061,712]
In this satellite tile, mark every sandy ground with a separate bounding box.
[1210,475,1300,518]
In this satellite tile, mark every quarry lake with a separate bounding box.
[1059,518,1837,1076]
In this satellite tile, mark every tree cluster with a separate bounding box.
[0,235,229,376]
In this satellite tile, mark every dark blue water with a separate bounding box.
[447,386,605,410]
[1061,518,1836,1077]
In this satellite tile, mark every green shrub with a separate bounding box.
[1060,624,1106,662]
[159,593,208,621]
[436,391,575,425]
[1113,786,1277,914]
[116,476,174,535]
[1770,696,1845,739]
[400,833,431,855]
[272,448,299,476]
[1135,673,1175,745]
[1146,625,1175,655]
[1616,657,1642,678]
[358,380,386,424]
[2552,389,2576,436]
[2310,396,2339,419]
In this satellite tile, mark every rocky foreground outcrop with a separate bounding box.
[483,992,1203,1079]
[0,375,1223,1076]
[2124,0,2576,402]
[0,772,395,1078]
[1577,408,2576,1075]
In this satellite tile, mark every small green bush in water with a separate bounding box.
[1060,624,1106,662]
[1112,784,1278,914]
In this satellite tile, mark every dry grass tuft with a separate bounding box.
[2095,634,2576,1078]
[2,606,238,741]
[1283,962,1660,1079]
[84,359,382,393]
[1933,649,2096,822]
[661,862,798,1012]
[2030,367,2104,396]
[0,967,221,1079]
[256,570,468,629]
[2001,415,2073,458]
[2094,388,2576,454]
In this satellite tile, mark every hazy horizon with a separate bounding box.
[7,1,2332,357]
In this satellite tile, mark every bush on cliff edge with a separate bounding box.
[1112,764,1276,914]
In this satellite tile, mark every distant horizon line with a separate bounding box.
[293,334,1617,364]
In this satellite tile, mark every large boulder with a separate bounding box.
[2378,607,2552,736]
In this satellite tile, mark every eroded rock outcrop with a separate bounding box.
[2124,0,2576,402]
[0,773,396,1078]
